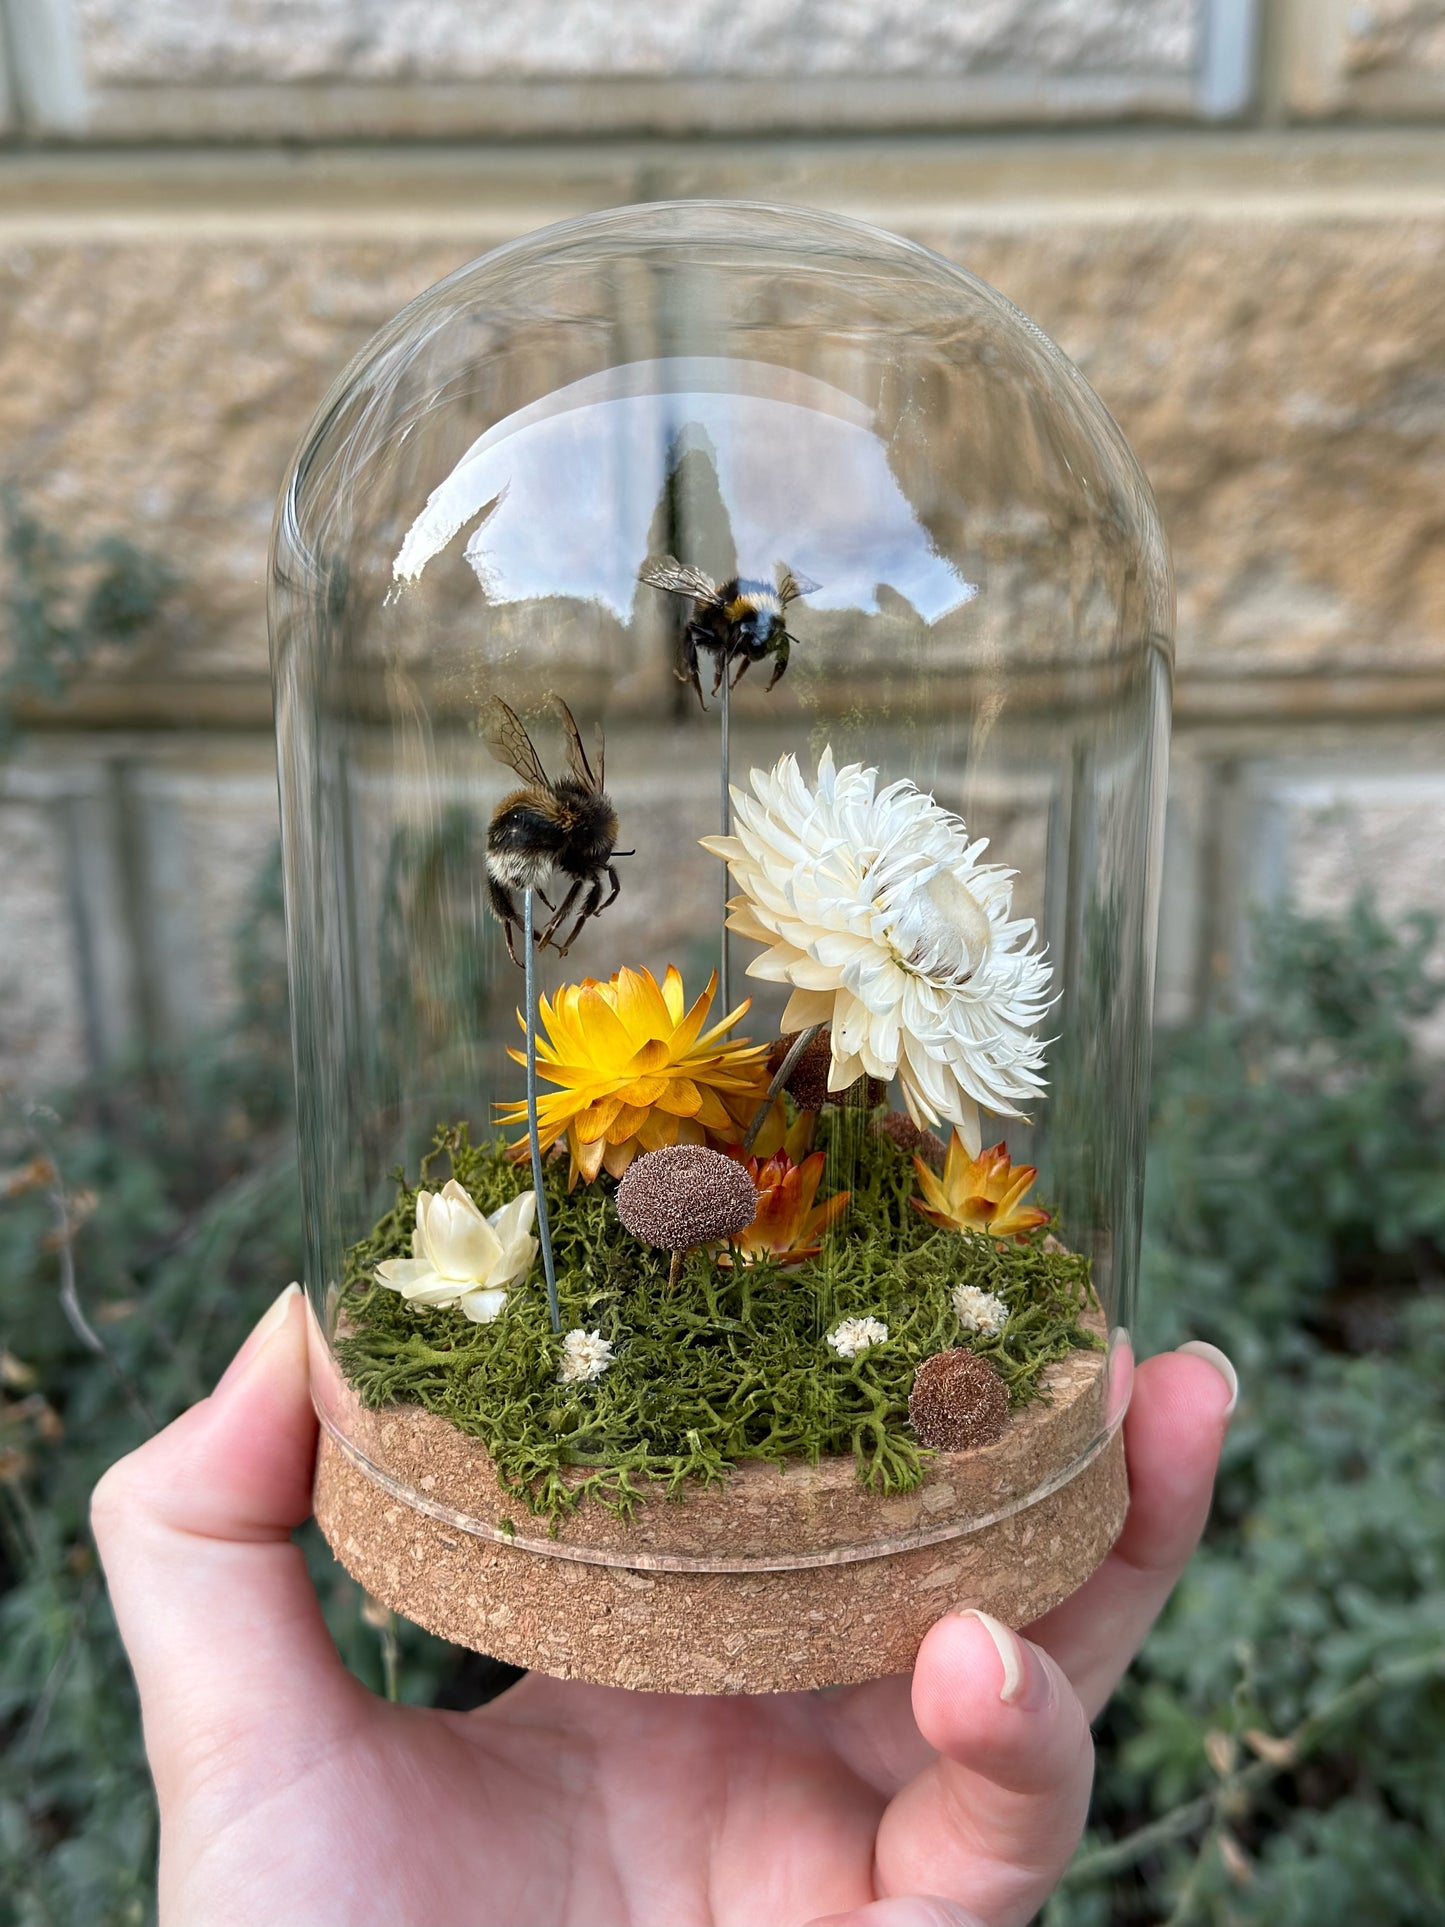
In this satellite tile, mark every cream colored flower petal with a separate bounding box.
[780,986,838,1032]
[425,1185,504,1282]
[376,1258,462,1309]
[488,1189,538,1250]
[375,1257,438,1291]
[456,1286,509,1324]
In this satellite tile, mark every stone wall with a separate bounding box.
[1,4,1443,1095]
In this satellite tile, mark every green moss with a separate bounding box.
[335,1113,1100,1523]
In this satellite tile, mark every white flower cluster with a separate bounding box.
[827,1316,889,1360]
[558,1328,615,1384]
[703,747,1052,1157]
[952,1284,1010,1337]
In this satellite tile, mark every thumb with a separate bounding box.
[91,1285,361,1797]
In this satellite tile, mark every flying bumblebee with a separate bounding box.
[480,695,626,965]
[639,556,820,710]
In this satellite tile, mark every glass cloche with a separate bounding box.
[269,200,1172,1695]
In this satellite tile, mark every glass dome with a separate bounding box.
[270,200,1172,1692]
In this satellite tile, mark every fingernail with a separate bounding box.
[215,1283,302,1397]
[1177,1340,1239,1420]
[957,1609,1051,1709]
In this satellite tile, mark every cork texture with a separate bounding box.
[312,1334,1127,1694]
[316,1426,1126,1693]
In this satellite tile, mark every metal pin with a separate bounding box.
[741,1022,823,1153]
[719,666,732,1012]
[524,887,561,1334]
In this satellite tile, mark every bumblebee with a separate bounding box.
[639,556,819,709]
[481,695,625,965]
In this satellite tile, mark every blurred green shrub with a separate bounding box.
[0,890,1441,1926]
[1051,900,1445,1927]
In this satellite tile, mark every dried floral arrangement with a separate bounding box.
[333,640,1102,1525]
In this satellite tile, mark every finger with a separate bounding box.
[1025,1344,1236,1718]
[809,1897,989,1927]
[871,1610,1094,1927]
[91,1285,361,1796]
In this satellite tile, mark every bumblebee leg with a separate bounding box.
[729,651,755,690]
[538,875,584,951]
[602,863,621,910]
[488,878,524,968]
[557,874,606,957]
[677,624,707,711]
[764,632,791,692]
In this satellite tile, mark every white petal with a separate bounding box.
[426,1189,504,1283]
[457,1287,509,1324]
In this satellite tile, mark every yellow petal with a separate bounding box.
[602,1137,640,1178]
[572,1129,608,1182]
[654,1078,703,1118]
[661,965,687,1025]
[574,1098,623,1145]
[606,1103,651,1145]
[575,984,637,1065]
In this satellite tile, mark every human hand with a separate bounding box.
[93,1286,1235,1927]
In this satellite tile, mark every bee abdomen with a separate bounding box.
[487,802,565,887]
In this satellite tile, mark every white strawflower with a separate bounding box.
[953,1284,1010,1336]
[702,748,1052,1156]
[558,1328,615,1384]
[376,1179,536,1324]
[828,1316,889,1359]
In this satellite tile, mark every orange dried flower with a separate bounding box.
[910,1135,1049,1242]
[721,1144,850,1266]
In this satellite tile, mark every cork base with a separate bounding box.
[312,1334,1129,1694]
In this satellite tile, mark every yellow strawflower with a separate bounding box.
[498,965,770,1186]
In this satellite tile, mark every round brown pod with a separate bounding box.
[615,1144,758,1252]
[909,1348,1011,1453]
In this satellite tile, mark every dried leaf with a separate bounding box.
[1242,1726,1299,1768]
[1204,1728,1238,1778]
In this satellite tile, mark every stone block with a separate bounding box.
[124,746,282,1044]
[0,792,88,1095]
[5,180,1444,715]
[67,0,1203,138]
[1281,0,1445,119]
[75,0,1200,84]
[1233,755,1445,1048]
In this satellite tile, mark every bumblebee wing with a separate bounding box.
[639,556,719,603]
[549,695,602,792]
[479,698,550,788]
[775,562,820,604]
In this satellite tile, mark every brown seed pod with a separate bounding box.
[615,1144,758,1254]
[908,1348,1010,1453]
[876,1110,945,1165]
[766,1027,885,1113]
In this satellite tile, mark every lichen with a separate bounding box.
[334,1110,1101,1524]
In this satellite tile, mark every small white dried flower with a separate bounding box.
[558,1328,615,1385]
[953,1284,1009,1336]
[827,1316,889,1360]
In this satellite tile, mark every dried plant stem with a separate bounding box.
[718,666,732,1012]
[667,1249,684,1290]
[523,889,561,1335]
[33,1128,156,1433]
[742,1023,822,1153]
[1065,1645,1445,1888]
[380,1614,400,1704]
